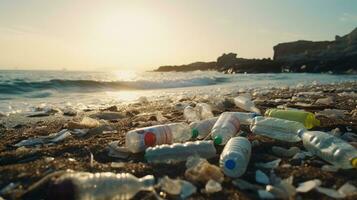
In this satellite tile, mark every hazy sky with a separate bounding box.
[0,0,356,71]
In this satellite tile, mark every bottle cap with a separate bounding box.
[351,157,357,168]
[214,136,222,145]
[225,159,236,170]
[192,129,199,138]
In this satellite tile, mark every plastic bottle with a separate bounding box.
[232,112,259,125]
[211,112,240,145]
[234,96,261,114]
[265,109,320,129]
[145,141,216,164]
[220,137,251,177]
[250,116,305,142]
[183,105,201,122]
[189,117,218,139]
[125,123,192,153]
[196,103,214,120]
[48,172,155,200]
[299,130,357,169]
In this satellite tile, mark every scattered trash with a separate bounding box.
[48,172,155,200]
[211,112,240,145]
[250,116,305,142]
[316,187,346,199]
[316,109,348,119]
[14,129,72,147]
[338,182,357,197]
[272,146,300,157]
[220,137,251,177]
[196,103,214,120]
[145,141,216,164]
[185,156,224,183]
[204,179,222,193]
[265,108,320,129]
[189,117,218,139]
[273,176,296,198]
[315,97,334,105]
[107,141,130,159]
[255,170,270,185]
[234,95,261,114]
[159,176,197,199]
[299,131,357,169]
[255,159,281,169]
[296,179,321,193]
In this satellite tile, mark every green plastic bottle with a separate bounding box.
[265,109,320,129]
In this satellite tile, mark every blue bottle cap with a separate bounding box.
[225,159,236,170]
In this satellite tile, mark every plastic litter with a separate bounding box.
[299,130,357,169]
[48,172,155,200]
[219,137,251,177]
[68,117,100,129]
[255,170,270,185]
[250,116,305,142]
[265,108,320,129]
[315,97,334,105]
[316,187,346,199]
[211,112,240,145]
[145,141,216,164]
[14,129,72,147]
[234,96,261,114]
[159,176,196,199]
[185,156,224,183]
[125,123,192,153]
[184,105,201,122]
[255,159,281,169]
[296,179,321,193]
[273,176,296,198]
[189,117,218,139]
[196,103,214,120]
[107,141,130,159]
[204,180,222,193]
[272,146,300,157]
[338,182,357,196]
[316,109,348,119]
[232,112,259,125]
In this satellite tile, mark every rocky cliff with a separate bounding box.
[273,28,357,73]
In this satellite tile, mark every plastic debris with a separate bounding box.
[338,182,357,196]
[272,146,300,157]
[204,179,222,193]
[48,172,155,200]
[196,103,214,120]
[255,159,281,169]
[145,141,217,164]
[211,112,240,145]
[14,129,72,147]
[183,105,201,122]
[220,137,251,177]
[255,170,270,185]
[68,117,100,129]
[159,176,197,199]
[315,97,334,105]
[296,179,321,193]
[232,179,261,190]
[316,187,346,199]
[185,156,224,183]
[234,95,261,114]
[257,190,275,199]
[316,109,348,119]
[107,141,130,159]
[265,109,320,129]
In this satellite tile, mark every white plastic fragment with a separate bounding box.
[315,97,333,105]
[255,170,270,185]
[316,187,346,199]
[205,179,222,193]
[255,159,281,169]
[296,179,321,193]
[159,176,197,199]
[338,182,357,196]
[14,129,72,147]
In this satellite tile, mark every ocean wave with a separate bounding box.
[0,77,229,95]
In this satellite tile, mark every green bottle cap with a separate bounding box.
[214,136,222,145]
[192,129,199,138]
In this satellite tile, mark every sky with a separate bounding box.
[0,0,356,71]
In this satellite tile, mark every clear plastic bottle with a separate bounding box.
[189,117,218,139]
[220,137,251,177]
[234,96,261,114]
[49,172,155,200]
[183,105,200,122]
[299,130,357,169]
[145,141,216,164]
[265,109,320,129]
[211,112,240,145]
[125,123,192,153]
[250,116,305,142]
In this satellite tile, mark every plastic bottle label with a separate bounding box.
[136,126,173,148]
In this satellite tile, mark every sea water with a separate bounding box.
[0,70,356,115]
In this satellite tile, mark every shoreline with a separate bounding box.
[0,82,356,199]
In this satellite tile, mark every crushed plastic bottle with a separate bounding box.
[211,112,240,145]
[48,172,155,200]
[234,96,261,114]
[189,117,218,139]
[145,141,216,164]
[265,109,320,129]
[125,123,192,153]
[250,116,305,142]
[299,130,357,169]
[219,137,251,177]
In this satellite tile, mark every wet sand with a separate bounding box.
[0,82,356,199]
